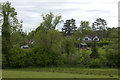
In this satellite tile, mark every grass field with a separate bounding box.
[2,67,118,78]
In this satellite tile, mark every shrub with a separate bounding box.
[9,45,27,67]
[25,49,34,67]
[89,59,101,68]
[105,48,118,67]
[32,46,64,66]
[2,54,7,68]
[78,49,90,65]
[90,42,99,59]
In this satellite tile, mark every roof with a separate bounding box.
[83,34,100,42]
[86,34,98,39]
[81,43,87,45]
[66,35,72,37]
[21,45,29,49]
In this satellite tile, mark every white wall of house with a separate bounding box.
[21,45,29,49]
[93,36,100,41]
[83,36,92,41]
[82,36,100,41]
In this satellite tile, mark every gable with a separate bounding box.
[83,36,92,41]
[83,35,100,41]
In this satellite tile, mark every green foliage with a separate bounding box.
[90,42,99,59]
[104,28,118,67]
[24,49,34,67]
[80,21,92,35]
[10,31,27,46]
[92,18,107,39]
[33,29,64,66]
[35,52,51,66]
[105,45,118,67]
[62,18,77,36]
[1,2,118,68]
[41,12,63,30]
[89,59,101,68]
[1,1,23,67]
[2,54,7,68]
[8,45,27,67]
[62,37,75,56]
[89,47,107,67]
[32,46,64,66]
[80,21,91,31]
[92,18,107,31]
[1,1,22,33]
[78,49,90,65]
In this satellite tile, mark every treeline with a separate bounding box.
[1,2,119,68]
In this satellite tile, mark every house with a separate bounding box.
[28,39,34,44]
[77,35,100,49]
[83,35,100,42]
[21,45,29,49]
[83,36,92,41]
[66,35,72,37]
[80,43,87,48]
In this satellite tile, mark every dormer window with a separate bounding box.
[83,35,100,42]
[93,36,99,41]
[85,38,88,40]
[94,38,98,41]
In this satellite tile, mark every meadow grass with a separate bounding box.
[2,67,118,78]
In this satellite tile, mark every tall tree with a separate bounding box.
[90,41,99,59]
[34,29,63,66]
[62,37,75,64]
[92,18,107,38]
[80,21,92,35]
[0,1,22,66]
[92,18,107,30]
[105,27,118,67]
[62,18,77,36]
[41,12,63,30]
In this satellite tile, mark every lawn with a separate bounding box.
[2,67,118,78]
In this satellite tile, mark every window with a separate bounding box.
[94,38,98,41]
[85,38,88,40]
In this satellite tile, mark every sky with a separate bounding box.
[0,0,119,33]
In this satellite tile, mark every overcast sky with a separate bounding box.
[1,0,119,33]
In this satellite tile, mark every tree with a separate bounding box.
[105,27,118,67]
[80,21,91,31]
[41,12,63,30]
[8,45,27,67]
[62,18,77,36]
[90,41,99,59]
[79,21,92,36]
[34,29,64,66]
[62,37,75,64]
[92,18,107,38]
[92,18,107,30]
[0,1,22,66]
[10,31,27,47]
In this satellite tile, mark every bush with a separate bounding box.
[89,59,101,68]
[78,49,90,65]
[32,46,64,66]
[2,54,7,68]
[9,45,27,67]
[25,49,34,67]
[105,48,118,67]
[90,42,99,59]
